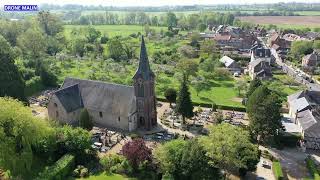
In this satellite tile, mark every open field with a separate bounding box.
[237,16,320,28]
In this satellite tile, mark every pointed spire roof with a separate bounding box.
[133,35,154,80]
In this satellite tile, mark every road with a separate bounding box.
[260,37,320,91]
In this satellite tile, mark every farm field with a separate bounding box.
[237,16,320,28]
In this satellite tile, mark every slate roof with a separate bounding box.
[60,77,136,116]
[54,84,83,113]
[297,109,318,131]
[289,97,311,114]
[133,36,154,80]
[219,56,236,68]
[249,58,266,68]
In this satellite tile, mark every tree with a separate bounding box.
[247,86,283,143]
[246,79,262,98]
[166,12,177,30]
[155,139,221,180]
[56,125,91,155]
[176,75,194,124]
[235,79,247,96]
[85,26,101,43]
[201,40,216,55]
[200,123,260,175]
[37,11,63,36]
[0,35,26,101]
[71,37,86,57]
[79,108,93,130]
[18,28,47,59]
[164,88,177,107]
[40,65,58,87]
[154,139,186,179]
[290,40,313,59]
[0,97,52,176]
[197,23,207,32]
[108,38,124,61]
[192,78,208,96]
[122,138,152,171]
[176,59,198,77]
[178,45,198,58]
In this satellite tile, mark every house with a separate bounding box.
[248,58,272,80]
[302,52,318,68]
[48,36,157,132]
[288,90,320,149]
[219,56,241,73]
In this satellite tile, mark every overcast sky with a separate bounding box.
[1,0,319,6]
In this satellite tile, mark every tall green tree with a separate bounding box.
[166,12,177,30]
[164,88,177,107]
[0,36,26,101]
[37,11,63,36]
[0,97,52,176]
[201,123,259,175]
[246,78,262,98]
[85,26,101,43]
[18,28,47,59]
[247,85,283,143]
[176,75,194,124]
[108,38,124,61]
[79,108,93,130]
[155,139,221,180]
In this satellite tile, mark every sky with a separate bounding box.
[0,0,319,6]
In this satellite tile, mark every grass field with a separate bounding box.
[237,16,320,29]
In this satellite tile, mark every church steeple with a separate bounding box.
[133,35,154,80]
[132,35,157,130]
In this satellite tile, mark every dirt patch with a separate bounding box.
[237,16,320,27]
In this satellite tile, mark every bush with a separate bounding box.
[25,76,45,96]
[272,161,284,180]
[100,154,125,173]
[37,154,75,180]
[72,165,89,178]
[306,157,320,179]
[278,133,301,147]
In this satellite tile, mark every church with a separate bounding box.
[47,36,157,132]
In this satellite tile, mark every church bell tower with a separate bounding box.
[133,36,157,130]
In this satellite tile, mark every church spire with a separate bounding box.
[133,35,154,80]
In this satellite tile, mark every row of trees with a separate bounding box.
[72,11,235,31]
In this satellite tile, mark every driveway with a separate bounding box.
[260,146,311,180]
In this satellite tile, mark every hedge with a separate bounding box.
[156,97,246,112]
[306,157,320,180]
[37,154,75,180]
[272,161,284,180]
[278,133,301,147]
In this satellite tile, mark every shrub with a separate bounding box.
[100,154,126,173]
[72,165,89,178]
[37,154,75,180]
[278,133,301,147]
[272,161,284,180]
[306,157,320,179]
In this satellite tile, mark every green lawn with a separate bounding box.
[53,59,243,108]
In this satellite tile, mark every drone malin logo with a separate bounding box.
[4,5,38,11]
